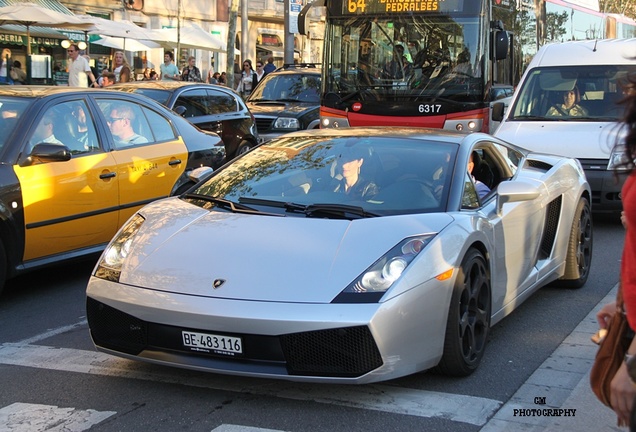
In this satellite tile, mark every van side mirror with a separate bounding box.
[492,102,505,122]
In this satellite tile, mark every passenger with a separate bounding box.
[107,105,148,146]
[101,71,116,88]
[333,147,378,200]
[545,87,589,117]
[468,151,491,198]
[32,113,63,145]
[382,44,410,80]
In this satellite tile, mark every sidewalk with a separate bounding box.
[481,284,624,431]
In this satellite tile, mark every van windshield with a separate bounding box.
[509,65,636,121]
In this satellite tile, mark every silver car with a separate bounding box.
[86,127,593,384]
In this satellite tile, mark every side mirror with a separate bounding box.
[492,102,505,122]
[21,143,72,166]
[496,180,540,216]
[188,166,214,183]
[174,106,187,117]
[491,30,509,61]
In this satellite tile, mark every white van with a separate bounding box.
[493,38,636,213]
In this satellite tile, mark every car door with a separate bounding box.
[464,142,544,310]
[95,97,188,226]
[13,98,120,261]
[174,88,222,134]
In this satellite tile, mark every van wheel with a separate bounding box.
[557,197,592,288]
[436,248,491,376]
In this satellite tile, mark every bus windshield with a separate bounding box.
[323,15,486,108]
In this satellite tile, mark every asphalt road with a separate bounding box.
[0,213,625,432]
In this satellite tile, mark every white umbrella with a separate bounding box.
[92,36,161,52]
[150,23,230,53]
[0,3,95,55]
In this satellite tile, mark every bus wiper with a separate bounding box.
[184,193,280,216]
[304,204,380,219]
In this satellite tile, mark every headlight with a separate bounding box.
[94,214,145,282]
[608,145,629,170]
[332,235,435,303]
[273,117,300,130]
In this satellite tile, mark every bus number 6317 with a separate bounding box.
[419,104,442,114]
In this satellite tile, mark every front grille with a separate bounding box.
[254,117,274,133]
[87,298,383,378]
[280,326,383,377]
[86,297,147,355]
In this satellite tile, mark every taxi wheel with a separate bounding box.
[436,248,491,377]
[0,240,6,297]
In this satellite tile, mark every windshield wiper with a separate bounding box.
[304,204,379,219]
[511,115,548,120]
[183,193,281,216]
[238,197,379,219]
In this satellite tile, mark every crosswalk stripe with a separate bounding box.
[0,343,501,426]
[0,402,115,431]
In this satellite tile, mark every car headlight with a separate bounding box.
[332,235,435,303]
[94,213,145,282]
[608,145,629,170]
[273,117,300,130]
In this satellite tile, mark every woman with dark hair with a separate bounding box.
[595,75,636,428]
[546,86,588,117]
[236,59,257,99]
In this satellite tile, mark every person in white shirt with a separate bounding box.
[32,113,63,146]
[67,44,97,88]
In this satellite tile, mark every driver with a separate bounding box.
[546,87,589,117]
[333,147,378,200]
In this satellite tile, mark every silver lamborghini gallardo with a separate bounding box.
[86,127,593,384]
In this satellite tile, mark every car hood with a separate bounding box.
[120,198,454,303]
[246,101,318,117]
[495,121,624,159]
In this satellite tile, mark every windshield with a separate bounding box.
[128,88,172,106]
[248,73,321,103]
[323,15,487,105]
[0,98,31,153]
[190,135,457,216]
[510,65,636,121]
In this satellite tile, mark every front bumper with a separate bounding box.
[86,276,450,384]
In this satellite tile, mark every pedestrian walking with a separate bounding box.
[181,56,202,82]
[254,60,267,84]
[0,48,13,85]
[236,59,257,99]
[160,51,180,81]
[67,44,98,88]
[263,56,276,74]
[113,51,133,83]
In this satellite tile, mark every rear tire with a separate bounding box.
[436,248,491,377]
[556,197,593,288]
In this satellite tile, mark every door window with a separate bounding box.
[175,89,209,117]
[207,90,237,114]
[26,100,99,157]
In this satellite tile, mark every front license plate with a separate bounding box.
[182,331,243,356]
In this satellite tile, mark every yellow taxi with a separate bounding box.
[0,86,225,294]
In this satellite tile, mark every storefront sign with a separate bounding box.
[0,33,62,47]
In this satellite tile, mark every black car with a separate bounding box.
[110,81,260,159]
[246,64,321,141]
[0,86,225,294]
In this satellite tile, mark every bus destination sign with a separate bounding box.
[343,0,462,14]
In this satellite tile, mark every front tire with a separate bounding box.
[437,248,491,376]
[557,197,593,288]
[234,140,254,158]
